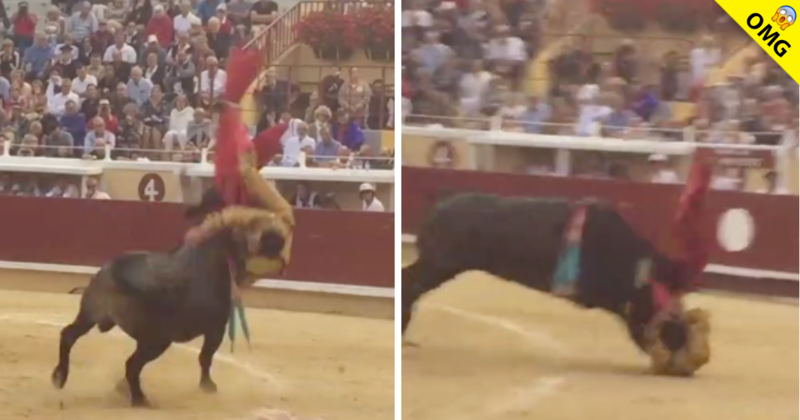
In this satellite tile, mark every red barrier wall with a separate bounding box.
[402,167,798,273]
[0,196,394,288]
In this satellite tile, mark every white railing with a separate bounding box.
[403,122,797,186]
[0,141,395,184]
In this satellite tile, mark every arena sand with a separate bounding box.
[402,251,799,420]
[0,290,393,420]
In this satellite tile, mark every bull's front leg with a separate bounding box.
[198,321,226,393]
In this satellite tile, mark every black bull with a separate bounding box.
[402,193,673,350]
[51,219,285,407]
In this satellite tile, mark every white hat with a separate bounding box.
[359,183,375,193]
[147,34,158,43]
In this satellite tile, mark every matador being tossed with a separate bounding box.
[185,48,294,283]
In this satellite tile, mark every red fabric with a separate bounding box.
[145,14,174,48]
[13,15,36,37]
[224,48,261,103]
[218,17,233,35]
[212,47,263,206]
[95,114,119,134]
[671,154,712,291]
[651,154,712,310]
[650,281,671,310]
[401,77,413,98]
[214,107,253,206]
[252,123,287,167]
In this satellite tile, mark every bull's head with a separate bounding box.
[239,227,285,259]
[578,203,711,376]
[234,226,287,281]
[200,206,291,280]
[622,257,711,376]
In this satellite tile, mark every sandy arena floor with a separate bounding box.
[402,269,799,420]
[0,290,393,420]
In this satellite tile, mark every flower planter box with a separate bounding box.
[313,46,355,61]
[365,43,394,62]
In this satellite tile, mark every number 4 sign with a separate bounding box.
[137,173,166,202]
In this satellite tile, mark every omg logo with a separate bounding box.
[773,5,796,30]
[745,6,795,57]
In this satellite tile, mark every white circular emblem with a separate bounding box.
[716,208,755,252]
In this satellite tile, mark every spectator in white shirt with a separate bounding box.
[280,120,315,167]
[103,32,137,64]
[576,93,612,136]
[648,154,681,184]
[85,177,111,199]
[45,73,62,103]
[47,79,80,117]
[163,94,194,150]
[401,0,433,29]
[72,65,97,96]
[459,60,492,117]
[484,25,528,65]
[199,56,226,104]
[359,183,385,212]
[174,0,202,34]
[689,36,720,87]
[46,177,81,198]
[712,167,743,191]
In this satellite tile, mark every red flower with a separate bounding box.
[295,10,365,50]
[355,6,394,47]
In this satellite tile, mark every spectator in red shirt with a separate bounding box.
[11,3,37,51]
[214,4,234,35]
[95,98,119,134]
[146,5,174,49]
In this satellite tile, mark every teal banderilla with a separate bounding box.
[227,299,252,353]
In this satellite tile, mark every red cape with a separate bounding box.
[651,154,712,309]
[252,123,288,168]
[212,48,262,206]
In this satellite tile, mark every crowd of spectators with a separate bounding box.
[0,172,109,198]
[401,1,798,193]
[255,65,395,170]
[0,0,280,161]
[402,0,545,122]
[0,0,395,206]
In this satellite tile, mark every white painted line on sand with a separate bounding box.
[430,304,572,356]
[0,313,285,389]
[482,376,567,417]
[420,304,571,417]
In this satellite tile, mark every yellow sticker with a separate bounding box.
[716,1,799,82]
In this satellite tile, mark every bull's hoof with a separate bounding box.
[51,367,67,389]
[200,379,218,393]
